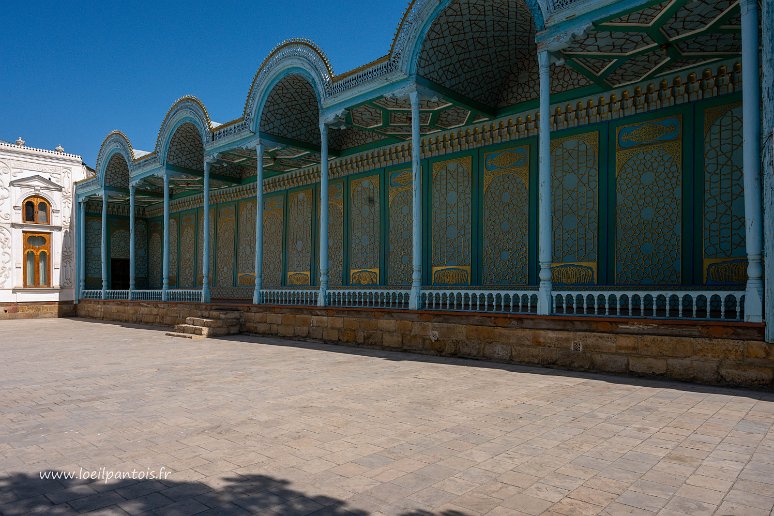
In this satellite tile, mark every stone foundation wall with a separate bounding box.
[75,300,773,388]
[1,302,76,320]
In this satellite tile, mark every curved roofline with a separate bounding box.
[243,39,330,131]
[155,95,213,165]
[96,131,134,187]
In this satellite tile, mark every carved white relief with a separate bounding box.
[61,167,72,227]
[61,229,73,287]
[0,226,11,287]
[0,161,10,223]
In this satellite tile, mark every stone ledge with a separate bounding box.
[1,301,75,320]
[75,300,773,388]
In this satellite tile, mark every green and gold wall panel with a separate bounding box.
[482,145,529,285]
[263,195,284,288]
[179,212,196,288]
[135,219,148,287]
[168,216,178,287]
[702,102,746,285]
[551,132,599,285]
[328,181,344,287]
[196,208,215,287]
[431,155,472,285]
[615,115,682,285]
[85,216,101,289]
[216,204,236,287]
[286,188,313,286]
[349,173,381,285]
[109,221,129,261]
[148,221,162,289]
[388,168,412,286]
[237,199,257,287]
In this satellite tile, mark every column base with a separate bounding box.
[409,285,422,310]
[252,288,262,305]
[745,281,764,323]
[317,287,328,307]
[537,282,553,316]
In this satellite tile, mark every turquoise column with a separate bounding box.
[101,191,108,299]
[162,170,170,301]
[78,198,86,300]
[253,142,264,304]
[202,158,212,303]
[763,0,774,340]
[741,0,764,322]
[537,50,553,315]
[318,123,329,306]
[129,183,136,298]
[409,89,422,310]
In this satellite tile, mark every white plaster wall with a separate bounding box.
[0,142,90,303]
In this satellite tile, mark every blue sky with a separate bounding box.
[0,1,408,167]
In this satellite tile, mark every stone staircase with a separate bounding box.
[166,310,242,339]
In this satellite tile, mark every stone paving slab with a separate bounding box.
[0,318,773,515]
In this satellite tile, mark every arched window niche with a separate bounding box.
[23,232,51,288]
[22,196,51,225]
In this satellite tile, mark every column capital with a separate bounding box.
[320,109,346,130]
[204,153,220,166]
[538,21,591,53]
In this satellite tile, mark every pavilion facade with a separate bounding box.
[75,0,774,341]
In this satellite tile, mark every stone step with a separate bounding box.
[185,317,226,328]
[165,332,205,340]
[206,311,242,321]
[173,324,234,338]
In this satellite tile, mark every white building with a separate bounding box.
[0,138,91,317]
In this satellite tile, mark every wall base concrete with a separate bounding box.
[75,300,772,388]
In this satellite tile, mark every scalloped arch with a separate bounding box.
[389,0,545,76]
[156,96,212,165]
[243,39,332,131]
[96,131,134,187]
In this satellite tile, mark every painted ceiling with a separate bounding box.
[560,0,742,88]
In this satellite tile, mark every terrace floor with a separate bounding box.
[1,318,773,515]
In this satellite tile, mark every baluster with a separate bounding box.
[720,296,726,319]
[692,296,698,318]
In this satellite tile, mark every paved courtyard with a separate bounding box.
[1,318,773,515]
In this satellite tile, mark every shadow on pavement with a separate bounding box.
[0,471,470,515]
